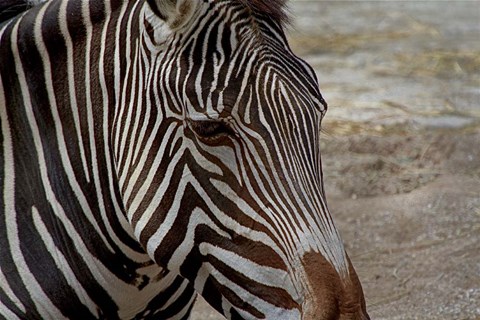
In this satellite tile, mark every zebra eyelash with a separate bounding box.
[188,119,236,140]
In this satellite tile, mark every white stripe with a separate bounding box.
[132,20,154,165]
[97,0,149,263]
[113,1,136,163]
[256,70,348,273]
[202,263,301,319]
[58,0,91,183]
[15,6,151,314]
[159,280,189,312]
[0,268,26,314]
[34,1,113,252]
[118,38,141,182]
[0,46,27,317]
[31,207,98,316]
[198,243,296,294]
[166,207,233,271]
[8,14,66,320]
[173,294,196,320]
[0,301,22,320]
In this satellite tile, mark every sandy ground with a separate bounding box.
[191,2,480,319]
[322,127,480,319]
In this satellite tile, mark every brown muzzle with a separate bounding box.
[301,252,369,320]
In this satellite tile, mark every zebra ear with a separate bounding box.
[146,0,197,29]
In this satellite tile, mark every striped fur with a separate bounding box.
[0,0,368,319]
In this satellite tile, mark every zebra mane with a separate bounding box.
[241,0,290,25]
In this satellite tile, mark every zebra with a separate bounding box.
[0,1,38,22]
[0,0,369,319]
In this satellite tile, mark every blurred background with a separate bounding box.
[192,1,480,319]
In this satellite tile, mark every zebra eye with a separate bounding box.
[188,119,235,140]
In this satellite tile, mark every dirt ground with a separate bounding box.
[190,2,480,319]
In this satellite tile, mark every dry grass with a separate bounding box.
[390,51,480,79]
[288,31,410,56]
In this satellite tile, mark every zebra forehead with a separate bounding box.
[238,0,289,25]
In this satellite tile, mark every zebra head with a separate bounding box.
[119,0,369,319]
